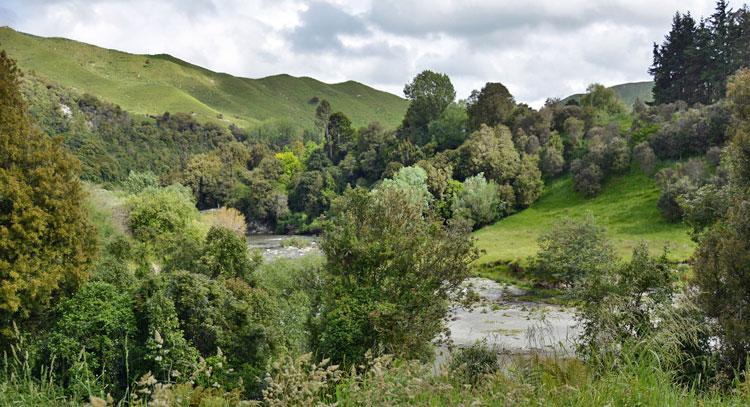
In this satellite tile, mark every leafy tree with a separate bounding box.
[533,214,616,287]
[165,271,279,397]
[180,153,229,209]
[122,170,159,194]
[428,102,469,150]
[325,112,354,164]
[634,142,658,175]
[453,173,503,228]
[232,171,289,228]
[514,153,544,208]
[134,275,199,382]
[289,170,331,219]
[540,131,565,178]
[692,69,750,374]
[199,226,258,281]
[315,99,332,147]
[401,70,456,145]
[0,50,95,329]
[456,124,520,184]
[466,82,515,131]
[314,188,477,364]
[274,151,303,188]
[376,165,432,211]
[127,184,201,252]
[580,83,625,116]
[571,160,604,198]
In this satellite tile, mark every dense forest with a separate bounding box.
[3,0,750,405]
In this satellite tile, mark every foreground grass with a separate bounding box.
[0,27,408,130]
[474,170,695,264]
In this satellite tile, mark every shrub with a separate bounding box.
[575,243,676,356]
[45,282,136,394]
[532,214,615,286]
[448,341,500,384]
[127,184,202,253]
[314,188,478,365]
[201,206,247,237]
[199,226,259,281]
[634,142,657,175]
[571,160,603,198]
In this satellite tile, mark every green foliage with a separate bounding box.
[466,82,515,131]
[650,2,750,105]
[401,70,456,145]
[457,124,520,184]
[575,243,676,355]
[453,173,503,228]
[127,184,202,254]
[428,102,468,150]
[133,275,199,382]
[199,226,258,280]
[376,165,431,211]
[693,68,750,377]
[314,188,477,365]
[45,282,136,394]
[448,341,500,384]
[514,153,544,207]
[0,50,95,331]
[580,83,626,117]
[121,171,159,194]
[532,214,616,286]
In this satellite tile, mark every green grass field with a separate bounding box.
[473,170,695,264]
[0,27,408,130]
[562,81,654,108]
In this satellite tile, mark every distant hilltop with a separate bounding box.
[0,26,409,130]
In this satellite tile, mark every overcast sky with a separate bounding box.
[0,0,720,107]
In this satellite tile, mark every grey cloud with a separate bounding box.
[288,1,368,52]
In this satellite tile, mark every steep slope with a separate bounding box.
[473,170,694,264]
[562,81,654,108]
[0,27,408,130]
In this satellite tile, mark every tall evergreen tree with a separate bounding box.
[0,51,95,335]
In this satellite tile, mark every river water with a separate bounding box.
[246,234,320,261]
[247,235,579,356]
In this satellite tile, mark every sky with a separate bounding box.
[0,0,720,107]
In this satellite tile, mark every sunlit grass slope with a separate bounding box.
[473,170,695,264]
[0,27,408,129]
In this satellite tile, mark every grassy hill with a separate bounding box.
[0,27,408,130]
[562,81,654,108]
[473,170,694,264]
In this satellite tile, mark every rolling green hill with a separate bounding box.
[0,27,408,130]
[562,81,654,108]
[473,170,694,264]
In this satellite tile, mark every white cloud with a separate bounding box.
[0,0,719,107]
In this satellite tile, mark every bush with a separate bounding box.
[532,214,615,287]
[571,160,603,198]
[575,243,676,356]
[45,282,136,394]
[314,188,477,365]
[127,184,202,254]
[448,341,499,384]
[199,226,259,281]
